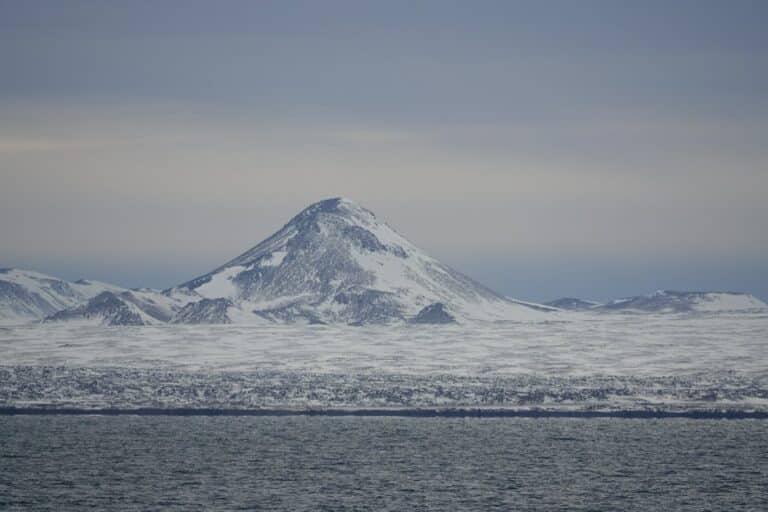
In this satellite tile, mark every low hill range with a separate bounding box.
[546,290,766,314]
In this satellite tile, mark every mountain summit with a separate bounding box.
[170,197,553,324]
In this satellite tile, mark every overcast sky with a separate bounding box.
[1,0,767,301]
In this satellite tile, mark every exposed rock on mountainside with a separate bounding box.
[171,298,234,325]
[46,292,147,326]
[411,303,456,324]
[44,290,176,326]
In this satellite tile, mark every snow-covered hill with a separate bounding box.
[0,268,180,326]
[171,197,554,324]
[45,289,180,326]
[0,268,123,324]
[597,290,767,314]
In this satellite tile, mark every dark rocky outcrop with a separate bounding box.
[171,298,233,324]
[411,303,456,324]
[46,292,146,326]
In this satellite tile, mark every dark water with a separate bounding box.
[1,417,766,511]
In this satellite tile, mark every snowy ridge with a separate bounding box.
[46,292,156,326]
[173,198,554,324]
[0,269,123,324]
[545,297,602,311]
[597,290,767,314]
[44,288,184,326]
[0,268,183,326]
[2,199,767,325]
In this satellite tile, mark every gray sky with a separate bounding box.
[1,0,767,302]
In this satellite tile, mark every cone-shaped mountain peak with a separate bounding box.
[171,198,553,324]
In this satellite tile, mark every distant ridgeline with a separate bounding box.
[1,199,765,326]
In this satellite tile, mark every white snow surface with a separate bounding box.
[195,266,246,299]
[259,251,287,267]
[2,312,764,375]
[1,311,767,411]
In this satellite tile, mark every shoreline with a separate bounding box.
[2,407,767,419]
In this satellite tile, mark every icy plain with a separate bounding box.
[1,311,767,413]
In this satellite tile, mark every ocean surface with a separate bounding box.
[1,416,766,511]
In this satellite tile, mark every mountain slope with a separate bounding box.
[172,198,554,324]
[597,290,767,314]
[545,297,602,311]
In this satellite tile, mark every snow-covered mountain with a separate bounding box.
[596,290,767,314]
[170,197,554,324]
[0,268,122,324]
[4,200,766,325]
[45,289,179,326]
[545,297,602,311]
[0,268,179,326]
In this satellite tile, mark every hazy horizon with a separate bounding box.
[1,1,767,302]
[4,194,766,304]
